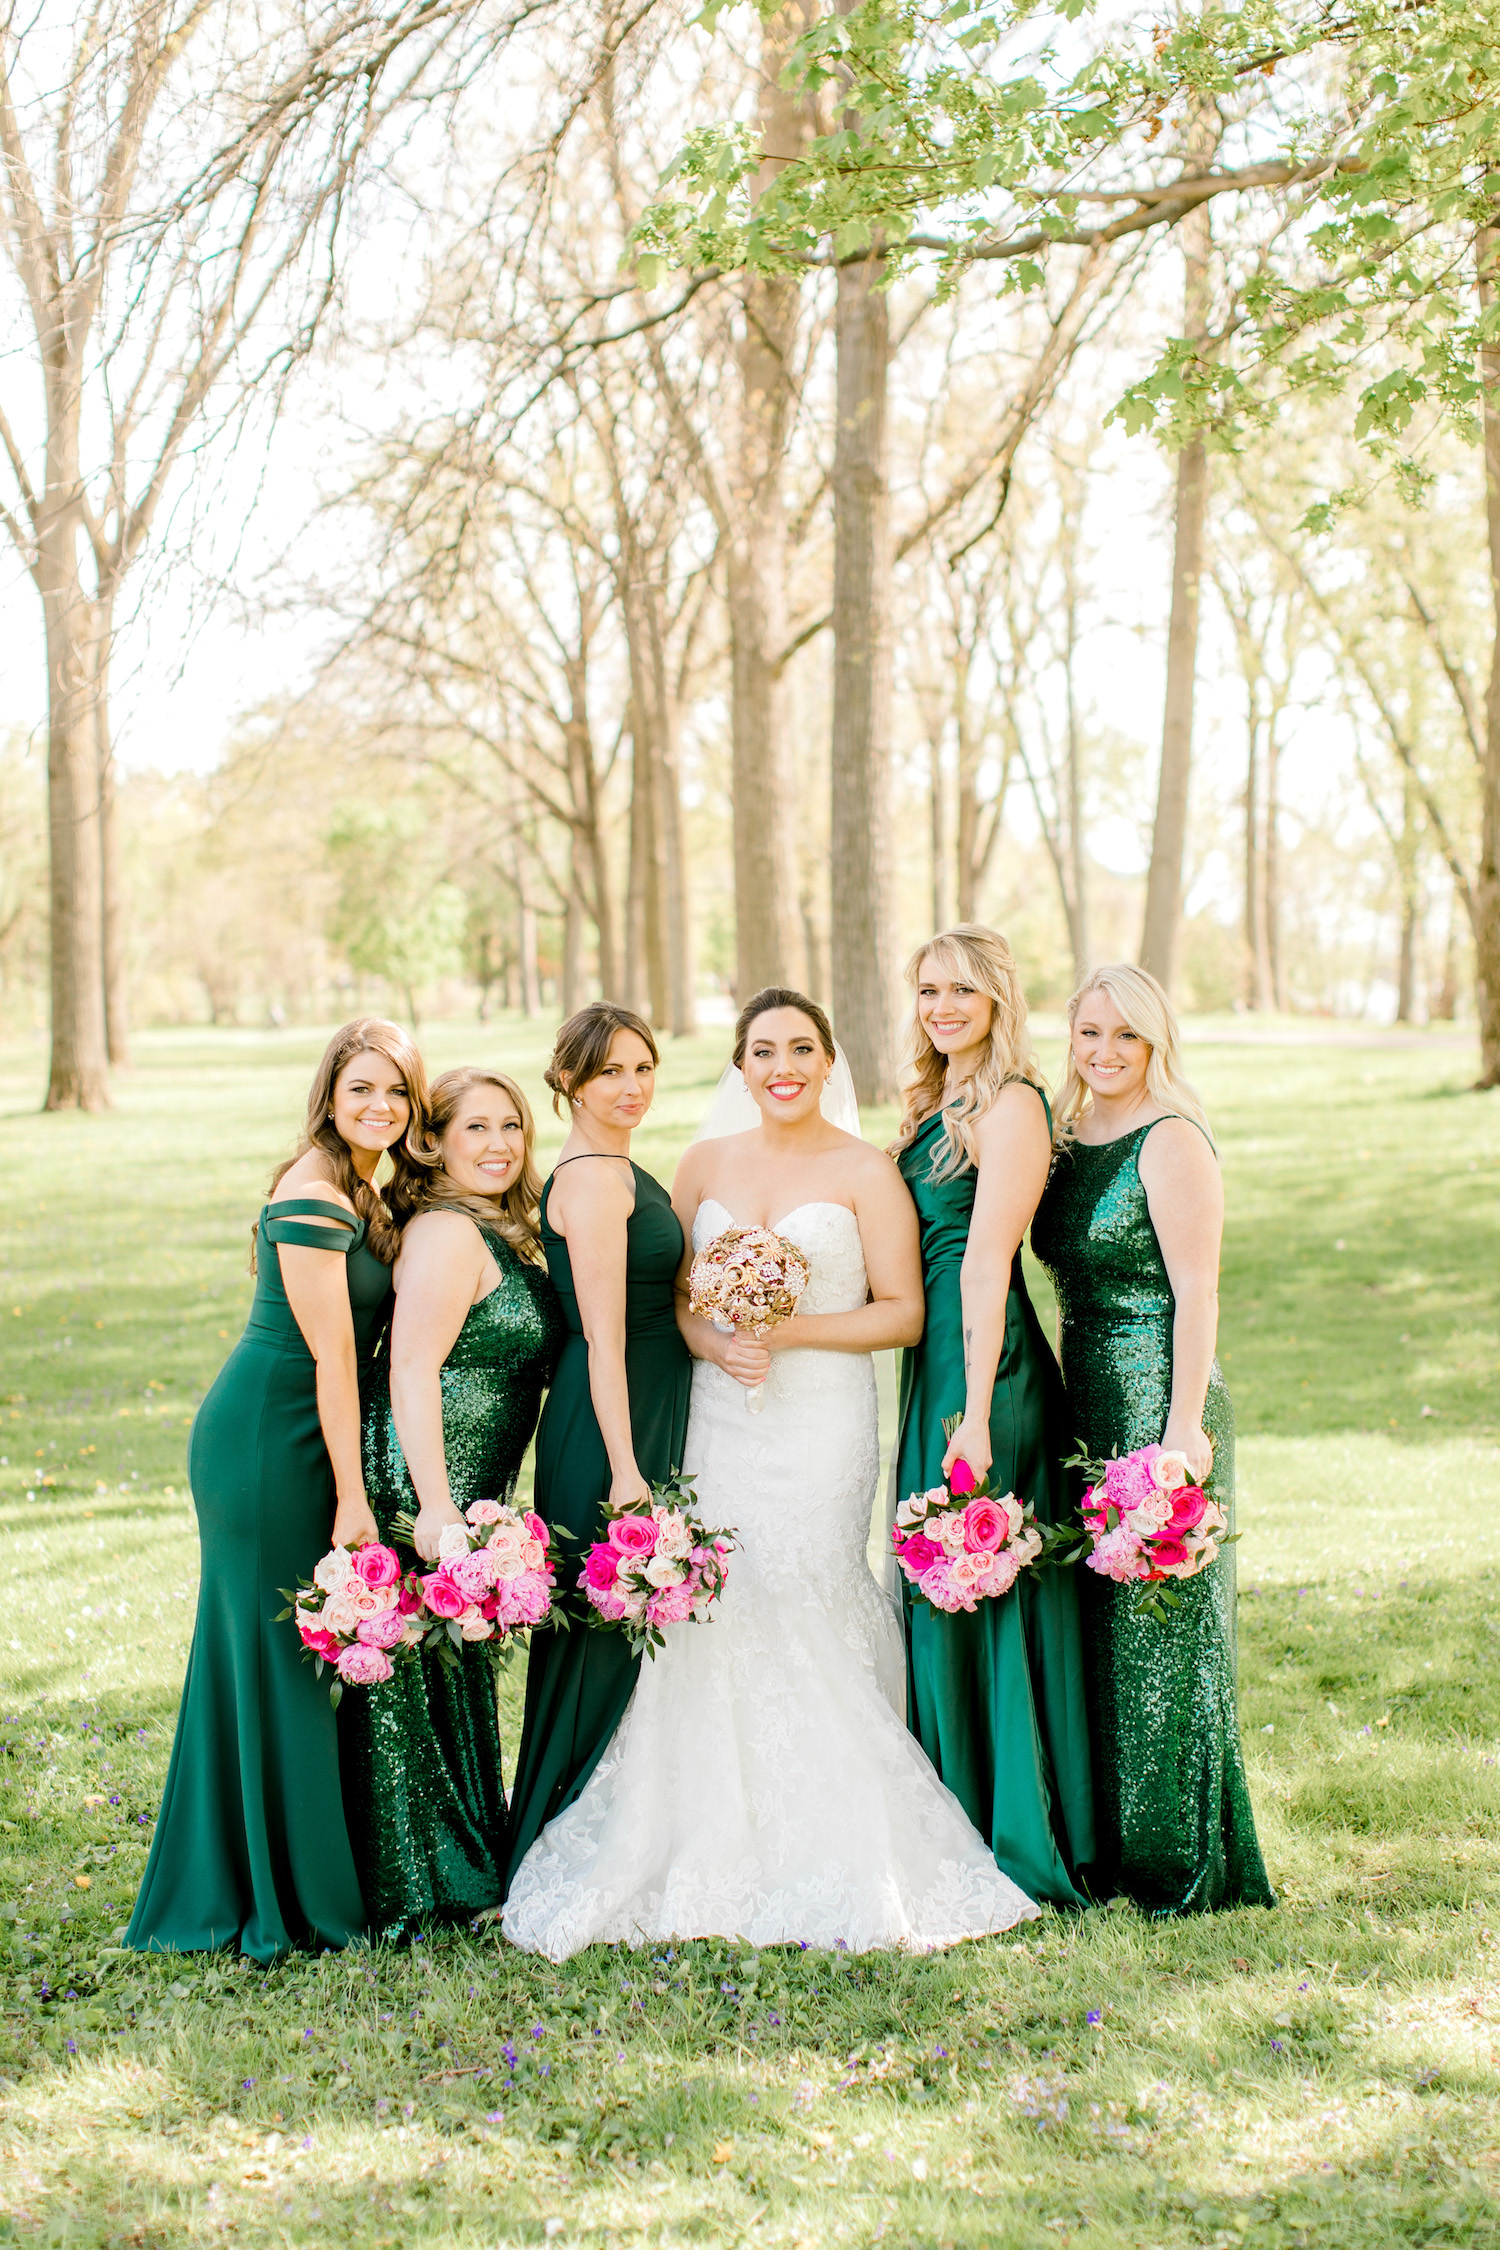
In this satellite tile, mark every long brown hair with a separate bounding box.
[263,1018,431,1265]
[403,1067,545,1263]
[891,926,1039,1180]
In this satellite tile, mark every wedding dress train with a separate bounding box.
[501,1199,1041,1959]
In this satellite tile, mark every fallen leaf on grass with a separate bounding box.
[713,2140,735,2164]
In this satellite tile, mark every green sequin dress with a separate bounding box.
[340,1226,564,1942]
[502,1162,692,1893]
[896,1099,1097,1906]
[1030,1121,1273,1916]
[126,1199,391,1962]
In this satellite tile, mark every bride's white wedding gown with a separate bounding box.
[501,1199,1040,1959]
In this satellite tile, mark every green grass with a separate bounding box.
[1,1017,1499,2248]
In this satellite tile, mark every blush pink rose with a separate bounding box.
[352,1543,402,1588]
[948,1457,977,1496]
[962,1499,1006,1553]
[465,1499,503,1525]
[458,1608,494,1641]
[357,1608,408,1649]
[1168,1487,1207,1532]
[901,1533,944,1577]
[336,1642,394,1685]
[609,1515,658,1555]
[420,1569,468,1620]
[582,1545,621,1591]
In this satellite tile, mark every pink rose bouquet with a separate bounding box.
[279,1541,426,1707]
[394,1498,558,1672]
[578,1469,737,1657]
[688,1224,812,1413]
[892,1438,1045,1615]
[1064,1443,1232,1622]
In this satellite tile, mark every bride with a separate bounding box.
[501,986,1040,1958]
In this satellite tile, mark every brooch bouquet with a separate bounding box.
[281,1541,426,1706]
[1062,1443,1231,1622]
[688,1224,811,1412]
[395,1498,558,1669]
[892,1426,1046,1613]
[578,1470,737,1656]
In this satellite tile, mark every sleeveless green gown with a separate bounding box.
[502,1162,692,1892]
[126,1199,391,1961]
[1030,1121,1274,1916]
[340,1226,564,1941]
[896,1101,1098,1906]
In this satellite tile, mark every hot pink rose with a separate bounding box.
[609,1515,658,1555]
[962,1499,1006,1553]
[1168,1487,1207,1532]
[352,1543,402,1589]
[465,1499,503,1526]
[420,1569,468,1620]
[357,1608,408,1649]
[397,1582,422,1615]
[901,1532,944,1577]
[299,1624,340,1659]
[336,1641,394,1685]
[525,1512,549,1548]
[583,1545,621,1591]
[1151,1534,1190,1571]
[948,1457,977,1496]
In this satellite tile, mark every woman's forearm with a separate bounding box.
[958,1255,1008,1424]
[1167,1285,1219,1433]
[773,1298,923,1354]
[314,1340,366,1502]
[390,1359,455,1514]
[675,1301,730,1366]
[585,1340,639,1480]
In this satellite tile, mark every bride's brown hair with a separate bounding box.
[260,1017,430,1266]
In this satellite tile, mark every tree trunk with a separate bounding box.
[519,895,540,1017]
[1140,144,1214,994]
[725,4,814,995]
[1243,696,1272,1010]
[1063,570,1089,980]
[1395,772,1421,1024]
[94,616,130,1066]
[41,514,109,1111]
[929,735,949,934]
[1476,222,1500,1086]
[645,581,695,1034]
[830,248,896,1102]
[624,700,653,1016]
[562,877,585,1016]
[1266,718,1285,1010]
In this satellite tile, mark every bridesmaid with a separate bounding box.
[502,1002,693,1891]
[127,1019,428,1960]
[340,1067,564,1942]
[1031,964,1273,1916]
[891,926,1096,1905]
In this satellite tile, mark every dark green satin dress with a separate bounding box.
[127,1199,391,1962]
[502,1161,692,1892]
[340,1226,564,1942]
[896,1100,1097,1906]
[1031,1120,1274,1916]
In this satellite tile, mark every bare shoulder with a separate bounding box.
[400,1208,486,1258]
[548,1154,636,1226]
[268,1153,355,1214]
[1137,1115,1219,1189]
[973,1080,1051,1152]
[843,1138,912,1202]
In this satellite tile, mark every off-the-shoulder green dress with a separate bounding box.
[126,1199,391,1961]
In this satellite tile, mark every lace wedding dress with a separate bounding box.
[501,1199,1041,1960]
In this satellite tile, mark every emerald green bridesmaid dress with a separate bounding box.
[1030,1121,1274,1916]
[126,1200,391,1961]
[502,1162,692,1892]
[896,1100,1098,1906]
[340,1226,563,1942]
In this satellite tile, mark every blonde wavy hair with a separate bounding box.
[891,925,1040,1180]
[404,1067,545,1264]
[1053,964,1215,1147]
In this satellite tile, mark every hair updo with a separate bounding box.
[731,987,836,1070]
[543,1000,659,1116]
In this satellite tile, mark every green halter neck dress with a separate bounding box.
[895,1097,1098,1905]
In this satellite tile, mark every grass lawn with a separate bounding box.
[0,1013,1498,2249]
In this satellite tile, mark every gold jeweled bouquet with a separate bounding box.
[687,1223,811,1412]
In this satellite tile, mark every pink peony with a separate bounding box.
[420,1569,468,1620]
[948,1457,977,1496]
[1168,1487,1207,1533]
[357,1608,408,1649]
[918,1559,965,1612]
[962,1499,1006,1553]
[336,1641,394,1685]
[1087,1525,1149,1584]
[582,1545,621,1591]
[299,1624,341,1659]
[525,1512,549,1548]
[449,1551,495,1603]
[645,1582,696,1626]
[901,1532,944,1577]
[1103,1451,1157,1510]
[495,1571,551,1629]
[987,1548,1023,1597]
[466,1499,503,1526]
[352,1543,401,1589]
[608,1515,658,1555]
[584,1582,630,1622]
